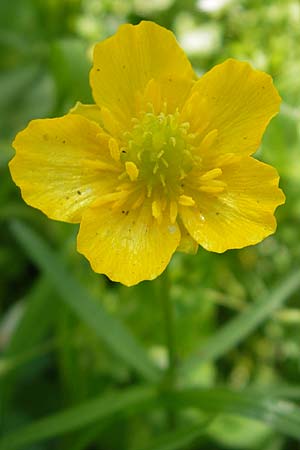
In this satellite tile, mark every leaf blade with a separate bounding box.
[0,385,156,450]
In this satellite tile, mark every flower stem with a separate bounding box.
[160,268,177,428]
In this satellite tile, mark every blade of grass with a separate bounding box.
[10,220,160,383]
[2,385,300,450]
[164,388,300,440]
[138,422,210,450]
[6,277,56,355]
[181,268,300,375]
[0,385,156,450]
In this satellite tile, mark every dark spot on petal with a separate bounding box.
[216,212,220,215]
[122,65,126,69]
[125,210,129,216]
[62,140,66,144]
[43,134,49,141]
[243,136,247,140]
[122,150,127,154]
[77,190,82,195]
[96,68,100,72]
[66,196,70,200]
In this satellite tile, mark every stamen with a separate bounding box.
[109,138,120,161]
[125,161,139,181]
[152,200,162,223]
[200,168,222,181]
[179,195,195,206]
[147,184,153,197]
[170,201,178,223]
[160,174,166,187]
[169,137,176,147]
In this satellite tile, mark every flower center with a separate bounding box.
[120,109,196,197]
[100,105,226,225]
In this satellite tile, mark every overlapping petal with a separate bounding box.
[70,102,103,126]
[180,157,285,253]
[10,114,121,223]
[77,202,181,286]
[181,59,281,156]
[90,21,196,126]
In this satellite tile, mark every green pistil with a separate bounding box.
[121,110,195,193]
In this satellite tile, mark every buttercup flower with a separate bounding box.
[10,21,285,286]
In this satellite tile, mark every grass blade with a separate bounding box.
[181,269,300,375]
[138,422,210,450]
[0,385,156,450]
[164,387,300,440]
[10,220,160,382]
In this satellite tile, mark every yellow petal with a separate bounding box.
[138,77,195,116]
[180,157,285,253]
[9,114,120,223]
[70,102,103,126]
[90,21,195,125]
[183,59,281,156]
[77,202,181,286]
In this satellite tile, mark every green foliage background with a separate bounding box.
[1,1,300,449]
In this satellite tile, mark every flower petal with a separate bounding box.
[10,114,120,223]
[182,59,281,156]
[70,102,103,126]
[90,21,195,125]
[180,157,285,253]
[77,202,181,286]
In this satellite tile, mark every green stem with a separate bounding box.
[160,268,177,427]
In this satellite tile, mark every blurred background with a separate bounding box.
[1,1,300,449]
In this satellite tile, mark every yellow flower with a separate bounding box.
[10,21,285,286]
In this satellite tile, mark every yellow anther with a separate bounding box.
[170,201,178,223]
[161,158,169,168]
[109,138,120,161]
[125,161,139,181]
[160,174,166,187]
[152,200,163,223]
[179,195,195,206]
[169,137,176,147]
[200,168,222,181]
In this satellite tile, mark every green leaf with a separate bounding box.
[138,422,210,450]
[164,388,300,440]
[10,220,160,382]
[181,269,300,375]
[0,385,156,450]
